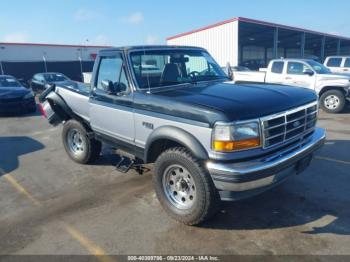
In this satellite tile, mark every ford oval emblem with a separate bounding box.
[293,120,301,128]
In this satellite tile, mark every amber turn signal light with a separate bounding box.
[213,138,261,152]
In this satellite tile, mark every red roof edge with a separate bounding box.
[166,17,239,40]
[0,42,112,48]
[167,16,350,41]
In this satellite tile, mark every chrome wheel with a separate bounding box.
[324,95,340,110]
[67,128,86,156]
[162,164,197,210]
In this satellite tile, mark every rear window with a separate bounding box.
[326,58,342,67]
[344,58,350,68]
[271,62,284,74]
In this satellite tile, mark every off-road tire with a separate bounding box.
[62,120,101,164]
[153,147,220,225]
[320,90,346,114]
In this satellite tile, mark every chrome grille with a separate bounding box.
[261,102,318,148]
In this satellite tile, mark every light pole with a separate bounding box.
[43,52,48,73]
[78,55,83,80]
[0,46,5,75]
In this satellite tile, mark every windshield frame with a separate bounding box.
[0,76,22,88]
[127,48,229,91]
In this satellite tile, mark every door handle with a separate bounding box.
[285,77,292,80]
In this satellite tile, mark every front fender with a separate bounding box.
[144,126,209,163]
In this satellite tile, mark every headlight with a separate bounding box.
[23,91,34,99]
[212,122,261,152]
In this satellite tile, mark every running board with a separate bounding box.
[116,156,134,173]
[115,156,146,175]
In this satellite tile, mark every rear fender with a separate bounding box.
[45,91,73,122]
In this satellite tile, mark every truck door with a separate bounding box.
[284,61,316,90]
[89,52,135,145]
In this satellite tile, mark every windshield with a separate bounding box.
[306,60,331,74]
[130,49,228,89]
[0,77,22,88]
[44,73,68,82]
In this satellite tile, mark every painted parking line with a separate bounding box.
[64,224,116,262]
[315,155,350,165]
[3,174,42,207]
[0,168,116,262]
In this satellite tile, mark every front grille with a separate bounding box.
[261,102,318,149]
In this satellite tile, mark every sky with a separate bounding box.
[0,0,349,46]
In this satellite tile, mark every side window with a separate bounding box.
[326,58,342,67]
[287,62,308,75]
[344,58,350,68]
[96,55,129,92]
[271,62,284,74]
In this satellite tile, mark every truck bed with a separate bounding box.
[233,71,266,83]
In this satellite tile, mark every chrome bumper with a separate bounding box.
[207,128,326,199]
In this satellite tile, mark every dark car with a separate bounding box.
[30,72,70,93]
[0,75,36,114]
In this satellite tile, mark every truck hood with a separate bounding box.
[155,81,318,121]
[0,86,31,99]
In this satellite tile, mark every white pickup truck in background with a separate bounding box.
[231,59,350,113]
[324,56,350,75]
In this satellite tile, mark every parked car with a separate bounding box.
[0,75,36,114]
[40,46,325,225]
[30,72,70,93]
[324,56,350,74]
[231,59,350,113]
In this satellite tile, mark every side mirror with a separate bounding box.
[45,83,54,90]
[101,80,115,94]
[304,69,314,76]
[225,62,234,81]
[101,80,127,95]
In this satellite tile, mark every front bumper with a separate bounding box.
[207,128,326,200]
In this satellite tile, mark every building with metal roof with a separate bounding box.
[167,17,350,69]
[0,42,109,82]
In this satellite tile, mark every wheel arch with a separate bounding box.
[319,86,348,97]
[46,92,92,130]
[46,91,73,121]
[144,126,209,163]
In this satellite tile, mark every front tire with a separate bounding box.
[320,90,346,113]
[153,147,220,225]
[62,120,101,164]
